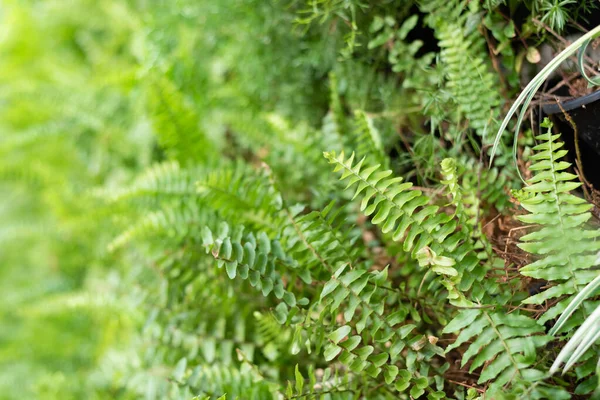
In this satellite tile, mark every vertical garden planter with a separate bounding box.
[543,89,600,188]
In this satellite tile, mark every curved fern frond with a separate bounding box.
[440,158,463,221]
[323,151,481,306]
[202,223,304,324]
[324,151,451,255]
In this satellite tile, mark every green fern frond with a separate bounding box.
[461,161,512,217]
[327,72,346,139]
[441,158,510,266]
[108,202,205,251]
[146,74,217,164]
[283,201,362,283]
[107,161,284,251]
[254,311,291,348]
[324,151,481,306]
[423,0,501,137]
[486,372,570,400]
[444,309,551,389]
[161,312,263,365]
[517,121,600,326]
[352,110,388,168]
[440,158,463,221]
[225,111,340,203]
[183,362,276,399]
[196,163,283,232]
[324,151,452,256]
[100,161,197,203]
[285,364,360,399]
[283,200,445,395]
[318,263,444,392]
[202,223,304,324]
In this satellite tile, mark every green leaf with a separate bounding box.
[320,279,340,301]
[172,357,187,382]
[443,309,481,334]
[295,364,304,394]
[384,365,399,384]
[369,352,389,367]
[273,303,288,324]
[324,343,342,361]
[225,261,237,279]
[329,325,351,344]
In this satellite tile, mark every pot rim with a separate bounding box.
[542,89,600,115]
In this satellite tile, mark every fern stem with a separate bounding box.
[483,311,522,380]
[546,132,586,302]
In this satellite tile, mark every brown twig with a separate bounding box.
[481,27,509,99]
[447,379,486,394]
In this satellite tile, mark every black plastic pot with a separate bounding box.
[542,89,600,189]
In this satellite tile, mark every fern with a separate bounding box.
[285,364,363,399]
[107,160,284,249]
[196,163,283,232]
[202,223,303,324]
[323,151,482,306]
[445,309,552,391]
[516,121,600,327]
[422,0,502,137]
[318,263,446,397]
[440,158,464,222]
[282,200,448,397]
[6,0,600,398]
[145,73,217,164]
[108,202,205,251]
[440,157,511,269]
[282,201,362,283]
[460,160,512,217]
[352,110,388,169]
[101,161,198,203]
[181,362,277,399]
[254,311,292,355]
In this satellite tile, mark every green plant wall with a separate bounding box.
[1,0,600,399]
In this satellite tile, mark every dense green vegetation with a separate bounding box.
[2,0,600,398]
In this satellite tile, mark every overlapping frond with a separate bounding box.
[324,151,482,306]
